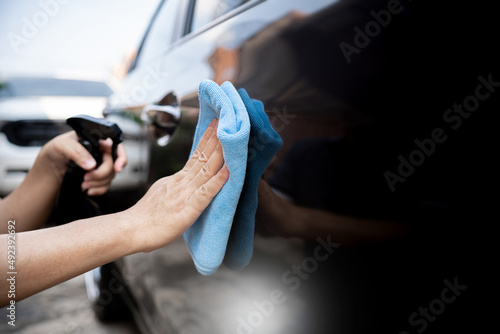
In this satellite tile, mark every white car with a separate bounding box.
[0,75,149,196]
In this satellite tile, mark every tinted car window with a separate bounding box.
[190,0,249,32]
[134,0,184,69]
[0,78,112,98]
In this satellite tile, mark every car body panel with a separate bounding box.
[105,1,351,333]
[103,0,495,332]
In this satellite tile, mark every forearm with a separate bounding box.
[0,152,62,233]
[0,129,123,234]
[257,180,410,246]
[292,206,410,246]
[0,122,228,307]
[0,212,136,306]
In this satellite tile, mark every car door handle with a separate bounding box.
[143,103,181,146]
[144,104,181,125]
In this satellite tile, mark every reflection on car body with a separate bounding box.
[85,0,496,333]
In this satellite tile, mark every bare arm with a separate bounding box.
[0,131,127,233]
[0,120,228,306]
[256,179,409,246]
[1,213,133,305]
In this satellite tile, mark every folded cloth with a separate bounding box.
[223,88,283,270]
[183,80,250,276]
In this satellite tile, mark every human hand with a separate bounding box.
[40,131,127,196]
[80,137,128,196]
[124,119,229,253]
[255,179,302,238]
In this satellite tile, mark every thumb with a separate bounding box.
[64,138,96,171]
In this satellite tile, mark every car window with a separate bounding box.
[0,78,112,98]
[133,0,184,70]
[190,0,250,33]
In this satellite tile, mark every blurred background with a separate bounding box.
[0,0,159,79]
[0,0,159,197]
[0,0,158,332]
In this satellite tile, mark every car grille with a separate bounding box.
[1,120,72,146]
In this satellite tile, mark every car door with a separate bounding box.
[110,0,500,333]
[109,0,342,333]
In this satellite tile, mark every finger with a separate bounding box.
[114,143,127,173]
[183,128,221,184]
[81,176,114,191]
[100,138,113,153]
[187,164,229,216]
[176,122,219,183]
[182,119,218,172]
[87,185,110,197]
[83,147,115,181]
[62,132,96,171]
[187,140,224,191]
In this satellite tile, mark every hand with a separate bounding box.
[255,179,302,238]
[124,119,229,253]
[40,131,127,196]
[81,138,127,196]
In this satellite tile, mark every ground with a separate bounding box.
[0,274,140,334]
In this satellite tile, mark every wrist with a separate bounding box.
[36,144,67,183]
[113,210,143,255]
[283,202,306,238]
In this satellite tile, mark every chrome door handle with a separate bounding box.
[143,103,181,146]
[142,91,181,146]
[143,104,181,126]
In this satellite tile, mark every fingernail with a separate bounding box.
[208,118,218,128]
[82,159,96,170]
[115,161,123,173]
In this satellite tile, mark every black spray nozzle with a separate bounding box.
[55,115,123,225]
[66,114,123,167]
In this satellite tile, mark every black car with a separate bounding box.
[85,0,496,333]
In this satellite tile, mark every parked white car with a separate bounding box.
[0,75,149,196]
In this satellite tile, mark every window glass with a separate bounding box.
[191,0,249,33]
[136,0,182,68]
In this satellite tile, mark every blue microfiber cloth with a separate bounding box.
[223,88,283,270]
[183,80,250,276]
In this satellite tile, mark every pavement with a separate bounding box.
[0,274,140,334]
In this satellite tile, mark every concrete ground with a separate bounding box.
[0,274,140,334]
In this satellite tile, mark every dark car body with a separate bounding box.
[87,0,496,333]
